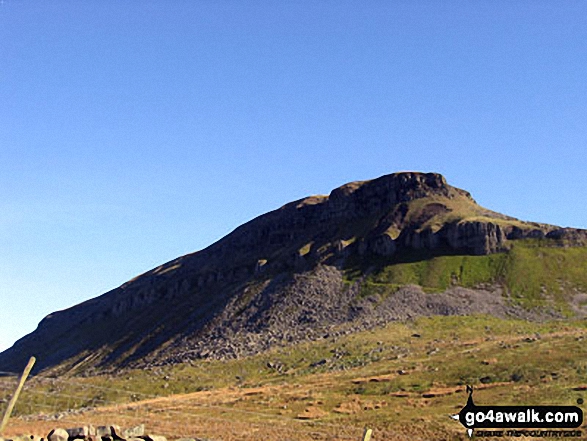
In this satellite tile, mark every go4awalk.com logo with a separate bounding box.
[451,386,584,438]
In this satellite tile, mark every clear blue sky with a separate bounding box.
[1,1,586,353]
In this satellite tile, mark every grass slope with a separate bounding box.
[353,240,587,311]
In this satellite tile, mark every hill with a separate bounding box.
[1,171,586,375]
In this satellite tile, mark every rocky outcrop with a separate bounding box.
[546,228,587,244]
[443,221,508,255]
[366,233,397,257]
[398,220,509,255]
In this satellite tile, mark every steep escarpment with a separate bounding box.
[1,172,585,374]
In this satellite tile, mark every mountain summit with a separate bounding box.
[2,172,586,374]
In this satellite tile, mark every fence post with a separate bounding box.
[0,356,36,435]
[362,427,373,441]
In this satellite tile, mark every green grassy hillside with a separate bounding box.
[351,240,587,311]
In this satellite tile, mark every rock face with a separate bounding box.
[0,171,584,374]
[399,220,509,255]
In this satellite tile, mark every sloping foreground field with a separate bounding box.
[2,316,587,440]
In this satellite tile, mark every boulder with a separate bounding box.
[121,425,144,439]
[48,428,69,441]
[66,426,95,439]
[95,427,115,438]
[110,426,125,441]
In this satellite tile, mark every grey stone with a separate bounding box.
[95,427,114,438]
[110,425,125,441]
[66,426,95,439]
[121,425,144,439]
[48,429,68,441]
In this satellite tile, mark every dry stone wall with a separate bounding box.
[0,424,211,441]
